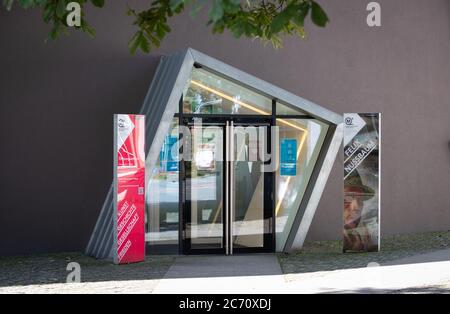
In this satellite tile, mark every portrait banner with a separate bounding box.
[343,113,380,252]
[113,114,146,264]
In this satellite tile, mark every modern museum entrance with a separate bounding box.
[84,49,340,259]
[145,65,330,255]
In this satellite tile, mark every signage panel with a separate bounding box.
[280,138,297,176]
[160,135,179,172]
[113,114,145,264]
[343,113,380,252]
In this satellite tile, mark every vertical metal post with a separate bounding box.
[225,121,229,255]
[229,121,234,255]
[178,96,184,254]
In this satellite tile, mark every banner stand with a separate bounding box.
[113,114,146,264]
[343,113,380,253]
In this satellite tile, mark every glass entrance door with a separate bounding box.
[183,122,225,253]
[182,117,274,254]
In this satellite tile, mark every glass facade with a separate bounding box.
[183,68,272,115]
[276,102,307,116]
[146,118,179,250]
[275,118,328,251]
[146,66,330,254]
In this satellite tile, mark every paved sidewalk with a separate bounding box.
[282,250,450,293]
[384,248,450,266]
[1,250,449,293]
[153,249,450,294]
[1,232,449,293]
[153,254,285,293]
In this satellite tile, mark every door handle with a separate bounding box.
[225,121,229,255]
[230,121,234,255]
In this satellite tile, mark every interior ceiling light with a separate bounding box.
[191,79,310,217]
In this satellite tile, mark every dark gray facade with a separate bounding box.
[0,0,449,256]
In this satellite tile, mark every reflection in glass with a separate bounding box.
[146,118,179,248]
[275,119,328,251]
[276,102,307,115]
[187,126,224,249]
[183,68,272,115]
[232,126,268,249]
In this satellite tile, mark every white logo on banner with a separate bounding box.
[117,114,135,150]
[343,113,366,146]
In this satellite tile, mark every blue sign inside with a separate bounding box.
[280,138,297,176]
[160,135,179,172]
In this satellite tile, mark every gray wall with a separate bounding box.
[0,0,449,256]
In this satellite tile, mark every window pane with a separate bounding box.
[275,118,329,251]
[276,102,307,115]
[187,126,224,249]
[183,68,272,115]
[146,118,179,249]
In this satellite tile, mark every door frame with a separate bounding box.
[180,115,275,255]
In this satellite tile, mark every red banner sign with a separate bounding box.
[113,114,145,264]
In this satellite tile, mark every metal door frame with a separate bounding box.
[180,115,275,255]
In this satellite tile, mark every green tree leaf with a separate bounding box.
[4,0,330,54]
[209,0,224,23]
[139,33,150,53]
[169,0,184,11]
[43,1,55,23]
[81,19,96,37]
[311,1,329,27]
[17,0,35,9]
[128,31,143,55]
[292,2,310,27]
[55,0,66,19]
[271,12,288,34]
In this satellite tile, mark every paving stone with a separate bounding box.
[1,231,449,293]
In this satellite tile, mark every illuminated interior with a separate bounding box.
[146,66,329,252]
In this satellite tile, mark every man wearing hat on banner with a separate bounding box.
[343,169,378,252]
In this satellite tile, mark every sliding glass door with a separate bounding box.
[182,117,274,254]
